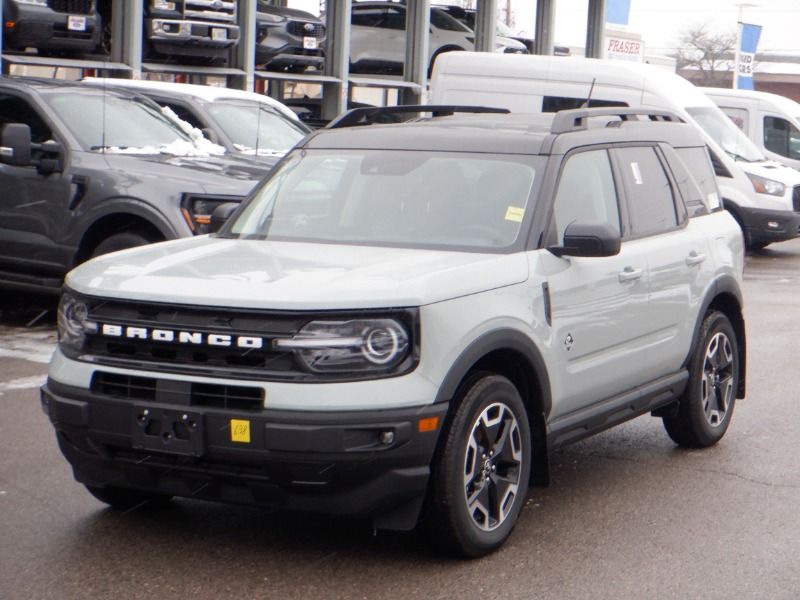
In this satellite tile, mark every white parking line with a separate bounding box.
[0,375,46,395]
[0,327,57,365]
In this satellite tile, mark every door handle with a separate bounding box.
[685,251,707,266]
[618,266,643,282]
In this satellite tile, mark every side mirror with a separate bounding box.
[210,202,239,233]
[548,221,621,258]
[0,123,33,166]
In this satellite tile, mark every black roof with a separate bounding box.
[304,110,707,155]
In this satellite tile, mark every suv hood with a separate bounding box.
[67,237,529,309]
[257,5,321,22]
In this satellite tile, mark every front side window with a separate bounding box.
[0,93,53,144]
[552,149,620,244]
[206,102,308,155]
[430,9,471,32]
[616,146,678,237]
[43,91,195,153]
[227,149,540,251]
[763,116,800,160]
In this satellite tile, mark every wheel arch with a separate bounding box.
[686,275,747,399]
[434,329,552,486]
[75,210,175,266]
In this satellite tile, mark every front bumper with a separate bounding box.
[3,4,100,52]
[736,205,800,245]
[147,19,239,57]
[42,378,447,530]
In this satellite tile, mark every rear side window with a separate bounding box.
[719,106,749,133]
[542,96,628,112]
[615,146,678,237]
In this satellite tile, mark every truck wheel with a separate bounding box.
[427,374,531,558]
[663,311,739,448]
[85,484,172,510]
[91,232,152,258]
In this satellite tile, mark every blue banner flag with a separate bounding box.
[605,0,631,25]
[735,22,762,90]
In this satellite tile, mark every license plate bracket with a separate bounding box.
[211,27,227,41]
[132,406,205,457]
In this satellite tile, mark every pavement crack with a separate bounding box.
[589,452,800,490]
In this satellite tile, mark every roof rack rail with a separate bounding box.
[550,107,683,134]
[326,105,510,129]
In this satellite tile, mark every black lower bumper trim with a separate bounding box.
[42,379,448,530]
[736,205,800,245]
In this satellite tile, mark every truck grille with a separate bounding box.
[183,0,237,23]
[91,372,264,411]
[47,0,94,14]
[793,185,800,212]
[82,300,305,380]
[287,21,325,39]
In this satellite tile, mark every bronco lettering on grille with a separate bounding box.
[100,324,264,349]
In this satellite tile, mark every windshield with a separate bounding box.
[226,149,540,250]
[44,92,197,153]
[206,101,309,156]
[496,20,515,37]
[686,106,765,162]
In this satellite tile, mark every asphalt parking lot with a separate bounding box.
[2,239,800,600]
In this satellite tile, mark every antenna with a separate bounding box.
[581,77,597,109]
[255,101,262,157]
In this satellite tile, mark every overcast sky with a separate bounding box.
[290,0,800,56]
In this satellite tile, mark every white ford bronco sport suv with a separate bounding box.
[42,107,746,558]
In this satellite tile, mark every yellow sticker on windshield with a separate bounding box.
[505,206,525,223]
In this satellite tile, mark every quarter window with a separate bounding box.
[616,146,678,237]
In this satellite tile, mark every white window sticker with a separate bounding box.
[630,161,643,185]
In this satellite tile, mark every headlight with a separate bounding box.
[274,319,411,373]
[181,195,241,235]
[259,13,286,24]
[14,0,47,5]
[747,173,786,197]
[57,292,97,358]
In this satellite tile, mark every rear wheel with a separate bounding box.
[426,374,531,558]
[663,311,739,448]
[85,485,172,510]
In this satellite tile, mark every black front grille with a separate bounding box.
[92,372,264,411]
[47,0,94,14]
[288,21,325,39]
[793,185,800,212]
[83,300,306,379]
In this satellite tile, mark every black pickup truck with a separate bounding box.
[0,77,272,293]
[2,0,101,56]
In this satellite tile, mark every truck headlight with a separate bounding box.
[182,194,242,235]
[14,0,47,6]
[747,173,786,197]
[57,292,97,358]
[274,319,412,373]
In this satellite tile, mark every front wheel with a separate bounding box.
[91,231,153,259]
[663,311,740,448]
[426,374,531,558]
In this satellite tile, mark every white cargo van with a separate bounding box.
[430,53,800,249]
[702,87,800,172]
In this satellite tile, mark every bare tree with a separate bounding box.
[674,24,737,87]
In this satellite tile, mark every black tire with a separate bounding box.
[748,241,770,252]
[426,374,531,558]
[85,484,172,510]
[91,232,153,259]
[663,311,739,448]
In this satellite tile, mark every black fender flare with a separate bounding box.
[683,274,747,398]
[434,327,552,419]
